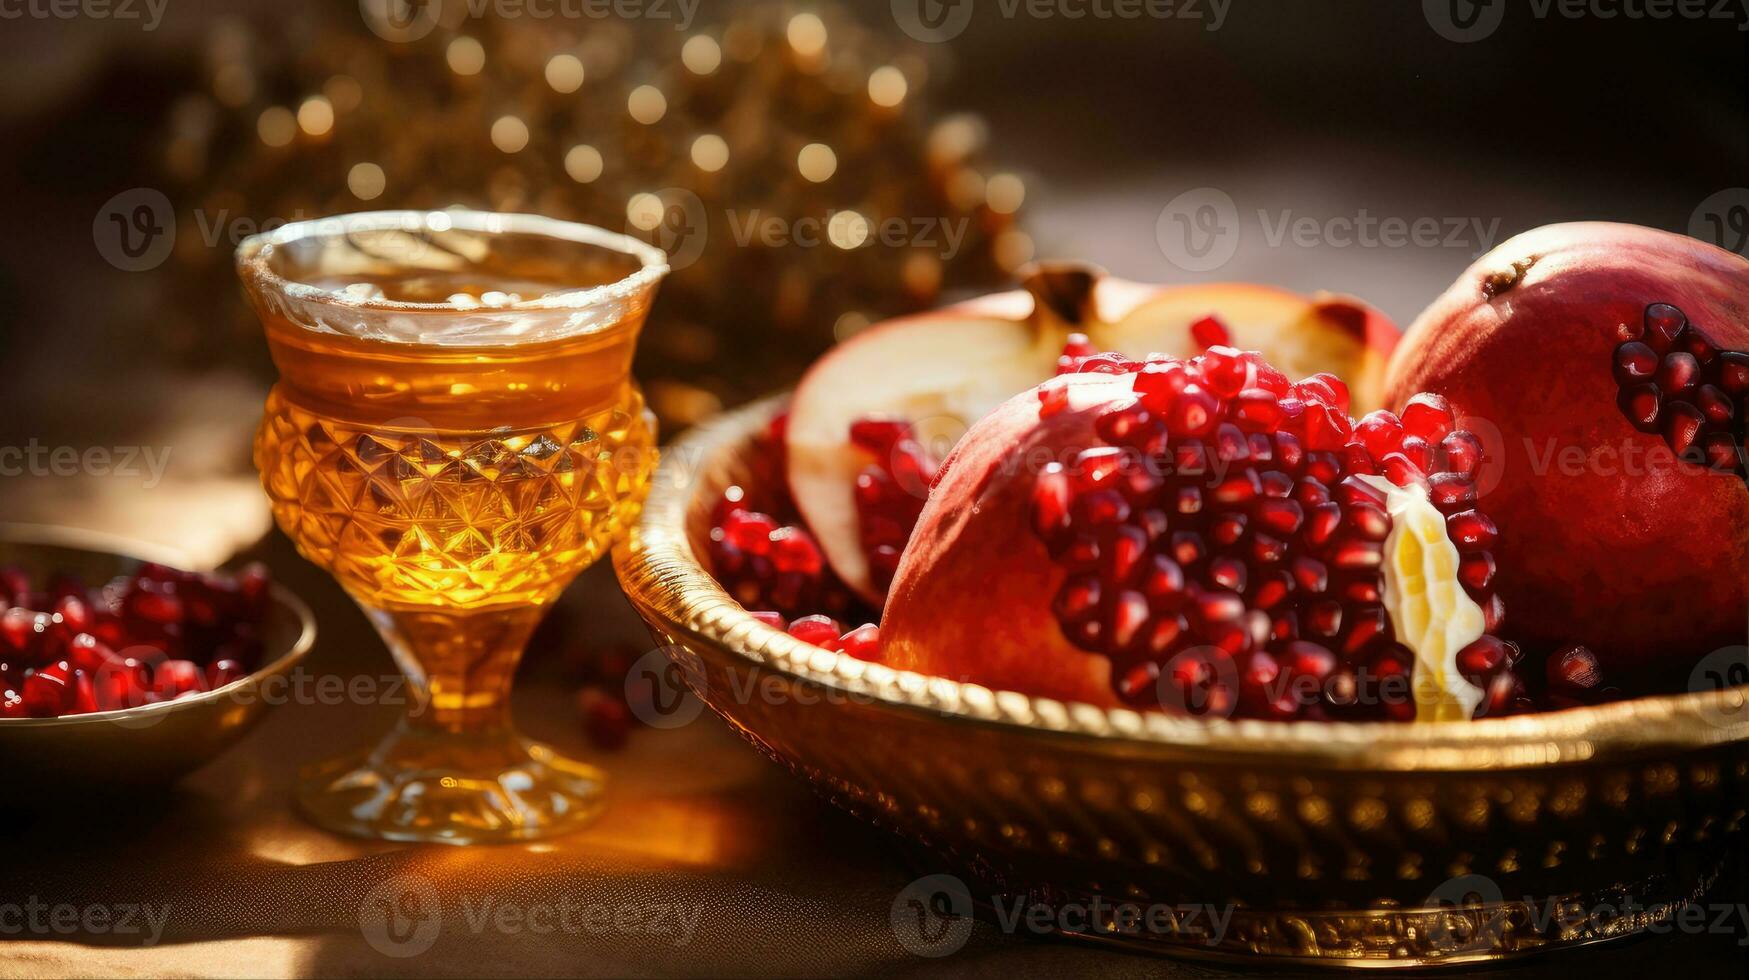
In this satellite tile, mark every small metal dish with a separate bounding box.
[0,524,316,793]
[614,396,1749,969]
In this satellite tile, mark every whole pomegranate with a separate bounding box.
[880,349,1527,721]
[1385,223,1749,675]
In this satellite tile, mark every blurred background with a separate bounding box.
[0,0,1744,558]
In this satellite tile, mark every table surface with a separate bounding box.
[3,536,1746,978]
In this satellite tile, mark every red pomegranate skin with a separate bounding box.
[880,375,1127,706]
[1385,222,1749,674]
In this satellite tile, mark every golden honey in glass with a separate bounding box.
[238,211,666,843]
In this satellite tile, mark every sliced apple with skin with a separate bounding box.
[786,262,1399,603]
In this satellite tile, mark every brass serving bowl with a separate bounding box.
[614,396,1749,969]
[0,525,316,794]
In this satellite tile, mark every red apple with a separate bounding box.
[1384,222,1749,674]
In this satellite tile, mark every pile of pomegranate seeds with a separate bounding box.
[708,487,859,621]
[0,561,271,718]
[1613,303,1749,477]
[848,417,939,594]
[1032,345,1524,721]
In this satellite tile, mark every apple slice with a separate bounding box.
[786,262,1398,603]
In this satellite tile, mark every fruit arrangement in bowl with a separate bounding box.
[0,526,316,794]
[615,222,1749,967]
[694,223,1748,725]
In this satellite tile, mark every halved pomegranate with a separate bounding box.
[1385,222,1749,676]
[787,263,1398,602]
[879,348,1524,721]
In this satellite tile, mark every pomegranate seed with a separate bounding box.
[1482,594,1506,632]
[1427,473,1477,511]
[1343,502,1391,541]
[1194,589,1245,624]
[1400,392,1455,441]
[1474,671,1527,718]
[787,615,843,647]
[1546,644,1602,696]
[1331,539,1384,570]
[1108,592,1151,650]
[1455,636,1513,683]
[1657,352,1701,396]
[1233,389,1283,431]
[1103,525,1150,584]
[1356,411,1405,459]
[849,417,910,454]
[1189,315,1231,348]
[1212,423,1250,462]
[1207,556,1248,593]
[1613,341,1659,385]
[1140,555,1185,600]
[1252,572,1292,610]
[1072,489,1131,528]
[1281,641,1337,681]
[1439,430,1482,478]
[1458,552,1496,592]
[1717,351,1749,393]
[1695,385,1734,425]
[1303,502,1342,547]
[1662,401,1706,458]
[748,610,788,630]
[1297,374,1350,414]
[1644,302,1687,351]
[1167,384,1219,439]
[1342,607,1392,656]
[1170,531,1207,566]
[1617,384,1662,432]
[1446,510,1498,552]
[1290,556,1329,593]
[1211,469,1261,504]
[1255,498,1304,536]
[1380,452,1427,491]
[1200,346,1250,397]
[1303,599,1342,637]
[155,659,206,697]
[1133,361,1191,412]
[1301,402,1352,451]
[836,624,882,661]
[1398,435,1435,472]
[22,660,74,716]
[1038,383,1071,417]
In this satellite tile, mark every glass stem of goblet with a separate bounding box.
[362,604,545,736]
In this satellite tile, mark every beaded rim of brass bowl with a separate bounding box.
[614,394,1749,969]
